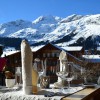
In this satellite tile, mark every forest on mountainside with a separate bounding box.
[0,37,23,49]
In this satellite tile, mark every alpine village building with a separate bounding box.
[0,43,100,85]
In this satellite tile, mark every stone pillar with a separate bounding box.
[21,40,32,95]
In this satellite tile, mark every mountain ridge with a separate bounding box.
[0,14,100,50]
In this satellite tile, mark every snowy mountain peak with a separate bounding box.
[60,14,83,23]
[1,19,32,27]
[0,14,100,49]
[33,15,61,24]
[0,19,33,37]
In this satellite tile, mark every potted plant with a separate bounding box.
[3,65,15,88]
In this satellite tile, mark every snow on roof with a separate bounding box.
[1,50,20,57]
[31,43,83,52]
[31,43,65,52]
[31,45,44,52]
[61,46,83,51]
[82,55,100,63]
[47,43,83,62]
[0,44,4,47]
[31,43,83,62]
[50,43,83,52]
[50,43,65,51]
[97,47,100,51]
[82,55,100,59]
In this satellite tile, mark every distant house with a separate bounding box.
[82,54,100,81]
[96,47,100,54]
[62,46,84,58]
[2,50,21,67]
[82,54,100,74]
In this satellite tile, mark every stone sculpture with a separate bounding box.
[21,40,32,94]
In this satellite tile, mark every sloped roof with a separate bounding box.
[62,46,83,51]
[0,44,4,47]
[31,45,44,52]
[31,43,65,52]
[1,50,20,57]
[31,43,83,52]
[97,47,100,51]
[49,43,83,51]
[32,43,83,62]
[82,55,100,63]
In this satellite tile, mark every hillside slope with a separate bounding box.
[0,14,100,49]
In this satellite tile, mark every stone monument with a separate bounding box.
[21,40,32,94]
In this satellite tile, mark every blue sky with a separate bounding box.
[0,0,100,23]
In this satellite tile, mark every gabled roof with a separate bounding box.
[49,43,65,51]
[49,43,83,51]
[49,43,83,62]
[32,43,83,62]
[32,43,66,52]
[1,50,20,57]
[32,43,83,52]
[31,45,44,52]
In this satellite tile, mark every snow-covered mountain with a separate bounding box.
[0,14,100,49]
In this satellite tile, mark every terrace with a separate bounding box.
[0,42,100,100]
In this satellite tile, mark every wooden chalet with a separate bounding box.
[4,50,21,68]
[32,43,61,83]
[2,43,84,69]
[32,43,84,62]
[1,43,85,83]
[32,43,85,83]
